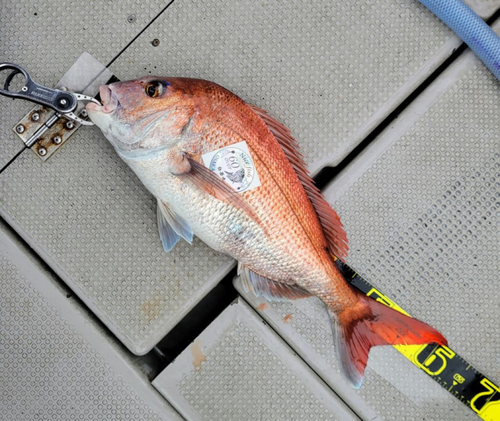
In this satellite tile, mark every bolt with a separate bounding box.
[52,135,62,145]
[16,124,25,134]
[80,109,88,118]
[38,147,47,156]
[152,38,160,47]
[127,14,136,23]
[59,98,68,106]
[65,121,75,130]
[31,113,40,122]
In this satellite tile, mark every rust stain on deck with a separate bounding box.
[141,297,163,322]
[283,314,293,323]
[257,303,269,311]
[190,339,206,371]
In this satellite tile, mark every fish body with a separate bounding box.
[87,77,447,387]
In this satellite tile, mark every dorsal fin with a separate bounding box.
[238,263,312,302]
[249,105,348,260]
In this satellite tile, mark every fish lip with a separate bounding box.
[86,85,119,114]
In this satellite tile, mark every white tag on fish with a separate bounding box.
[202,141,261,193]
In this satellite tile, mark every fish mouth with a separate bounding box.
[86,85,119,114]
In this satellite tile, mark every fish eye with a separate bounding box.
[145,81,167,98]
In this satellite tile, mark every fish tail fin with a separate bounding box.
[327,291,447,389]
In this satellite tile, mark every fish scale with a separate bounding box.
[184,91,338,292]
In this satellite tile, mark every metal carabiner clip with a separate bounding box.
[0,62,100,125]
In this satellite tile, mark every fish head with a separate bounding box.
[86,76,199,159]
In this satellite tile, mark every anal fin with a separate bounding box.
[238,263,311,302]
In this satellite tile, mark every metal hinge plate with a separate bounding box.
[12,52,112,161]
[12,105,84,160]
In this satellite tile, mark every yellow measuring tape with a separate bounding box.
[342,264,500,421]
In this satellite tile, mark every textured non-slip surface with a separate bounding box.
[0,124,233,354]
[0,0,497,356]
[108,0,466,174]
[237,21,500,421]
[0,6,234,355]
[0,0,167,169]
[153,299,359,421]
[0,222,182,421]
[326,23,500,384]
[235,286,477,421]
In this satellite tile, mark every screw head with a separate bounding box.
[127,14,136,23]
[80,109,88,118]
[152,38,160,47]
[16,124,25,134]
[52,135,62,145]
[31,113,40,122]
[38,147,47,156]
[65,121,75,130]
[59,98,68,106]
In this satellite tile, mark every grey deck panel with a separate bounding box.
[0,0,498,361]
[0,220,183,421]
[109,0,498,175]
[0,3,234,355]
[325,19,500,384]
[0,0,169,169]
[153,299,361,421]
[235,19,500,421]
[0,122,233,354]
[0,52,234,355]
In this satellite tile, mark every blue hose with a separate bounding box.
[418,0,500,80]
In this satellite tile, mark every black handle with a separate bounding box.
[0,63,77,113]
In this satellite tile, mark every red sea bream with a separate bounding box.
[87,77,447,387]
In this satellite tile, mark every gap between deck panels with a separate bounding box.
[0,0,177,175]
[161,8,500,365]
[315,6,500,190]
[0,1,180,379]
[1,2,499,408]
[0,215,166,380]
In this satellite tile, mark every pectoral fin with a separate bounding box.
[182,157,260,223]
[157,198,193,252]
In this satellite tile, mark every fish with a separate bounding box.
[87,77,447,388]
